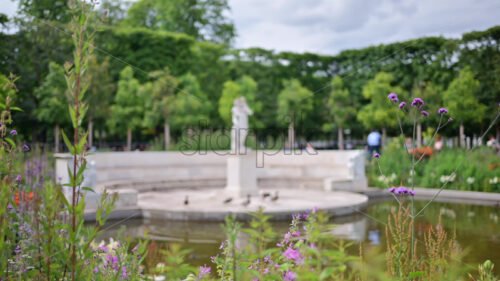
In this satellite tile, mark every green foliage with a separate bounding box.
[367,142,500,192]
[469,260,498,281]
[141,67,178,130]
[170,73,210,129]
[443,67,487,124]
[86,56,115,130]
[323,76,355,132]
[34,62,70,125]
[124,0,235,44]
[155,244,196,280]
[357,72,404,130]
[277,79,314,125]
[108,66,143,134]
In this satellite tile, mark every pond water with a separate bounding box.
[100,199,500,275]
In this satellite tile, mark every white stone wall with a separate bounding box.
[55,150,367,192]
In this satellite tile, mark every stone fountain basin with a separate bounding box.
[138,188,369,221]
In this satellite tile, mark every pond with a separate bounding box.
[100,199,500,275]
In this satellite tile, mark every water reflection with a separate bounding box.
[99,200,500,275]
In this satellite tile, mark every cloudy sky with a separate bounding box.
[2,0,500,55]
[227,0,500,54]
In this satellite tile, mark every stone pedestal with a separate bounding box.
[225,152,258,197]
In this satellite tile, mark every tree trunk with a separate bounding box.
[164,122,170,151]
[126,128,132,151]
[382,127,387,148]
[459,122,465,148]
[88,118,93,149]
[338,126,344,150]
[416,122,422,148]
[98,129,103,148]
[54,124,60,153]
[288,121,295,151]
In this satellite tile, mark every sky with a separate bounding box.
[2,0,500,55]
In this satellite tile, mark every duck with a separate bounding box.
[242,194,251,207]
[223,197,233,204]
[261,192,271,199]
[271,191,279,202]
[184,195,189,205]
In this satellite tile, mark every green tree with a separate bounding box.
[108,66,143,151]
[34,62,69,152]
[86,56,115,148]
[124,0,235,44]
[170,73,210,130]
[218,75,262,126]
[324,76,355,150]
[411,81,443,147]
[277,79,314,147]
[357,72,404,146]
[142,68,178,150]
[443,67,487,147]
[16,0,71,23]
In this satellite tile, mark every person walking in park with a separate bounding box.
[367,129,382,159]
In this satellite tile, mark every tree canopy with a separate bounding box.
[124,0,235,44]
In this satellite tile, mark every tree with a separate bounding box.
[324,76,354,150]
[124,0,235,44]
[108,66,143,151]
[142,68,178,150]
[16,0,71,23]
[86,56,115,148]
[443,67,487,147]
[357,72,404,146]
[34,62,69,152]
[277,79,314,148]
[169,73,210,129]
[411,81,442,147]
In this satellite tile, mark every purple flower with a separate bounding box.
[120,267,128,279]
[409,190,415,196]
[283,247,300,260]
[10,129,17,135]
[15,174,22,183]
[199,264,211,278]
[448,117,453,122]
[131,245,138,253]
[388,93,398,102]
[94,267,99,273]
[283,271,297,281]
[98,245,109,253]
[421,110,429,116]
[388,186,396,193]
[411,98,424,108]
[438,108,448,114]
[374,152,380,158]
[23,144,30,151]
[395,186,409,195]
[313,206,318,212]
[15,245,21,255]
[399,102,407,109]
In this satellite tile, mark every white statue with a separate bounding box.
[231,97,253,152]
